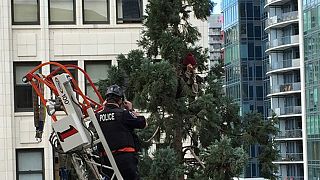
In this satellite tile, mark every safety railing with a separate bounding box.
[272,106,302,116]
[276,129,302,139]
[270,82,301,94]
[266,11,298,28]
[277,153,303,161]
[209,29,221,36]
[277,176,304,180]
[268,58,300,71]
[266,35,299,49]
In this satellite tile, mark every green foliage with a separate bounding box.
[96,0,279,179]
[141,148,184,180]
[198,137,248,180]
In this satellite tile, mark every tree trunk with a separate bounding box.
[173,124,183,180]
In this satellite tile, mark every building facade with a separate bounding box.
[264,0,305,178]
[208,14,223,68]
[303,0,320,179]
[222,0,267,177]
[0,0,208,179]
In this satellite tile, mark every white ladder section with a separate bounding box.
[50,73,123,180]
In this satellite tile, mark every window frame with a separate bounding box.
[116,0,143,24]
[82,0,110,24]
[84,60,111,101]
[12,0,40,25]
[16,148,45,180]
[48,0,76,25]
[13,61,41,112]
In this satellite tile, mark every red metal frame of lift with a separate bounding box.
[23,61,105,122]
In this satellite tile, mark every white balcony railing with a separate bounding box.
[276,129,302,139]
[277,153,303,161]
[268,58,300,71]
[266,11,298,28]
[270,82,301,94]
[266,35,299,50]
[277,176,304,180]
[272,106,302,116]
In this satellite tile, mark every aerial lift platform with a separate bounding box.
[23,62,123,180]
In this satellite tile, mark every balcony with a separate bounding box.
[209,39,222,44]
[265,11,298,30]
[275,153,303,162]
[209,47,222,52]
[266,35,299,52]
[267,58,300,74]
[272,106,302,117]
[209,30,221,36]
[276,129,302,139]
[269,82,301,95]
[264,0,291,8]
[277,176,304,180]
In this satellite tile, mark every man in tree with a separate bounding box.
[181,52,198,95]
[96,84,147,180]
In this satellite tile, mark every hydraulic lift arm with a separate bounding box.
[23,62,123,180]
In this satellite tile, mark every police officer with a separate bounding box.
[96,84,147,180]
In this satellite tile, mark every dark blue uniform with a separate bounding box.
[96,104,146,180]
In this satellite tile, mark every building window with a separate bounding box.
[85,61,111,102]
[16,149,44,180]
[14,62,40,112]
[12,0,40,25]
[116,0,142,23]
[50,61,78,81]
[83,0,109,24]
[49,0,76,24]
[50,61,78,101]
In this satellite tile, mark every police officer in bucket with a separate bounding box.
[96,84,147,180]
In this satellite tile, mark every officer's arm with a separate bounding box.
[123,111,147,129]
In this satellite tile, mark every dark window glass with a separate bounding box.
[256,66,262,80]
[254,26,261,38]
[254,6,260,18]
[248,43,254,57]
[12,0,39,25]
[255,46,262,57]
[240,3,246,17]
[246,3,253,17]
[257,106,263,114]
[117,0,142,23]
[256,86,263,100]
[49,0,75,24]
[247,23,253,38]
[249,86,253,99]
[14,62,40,112]
[252,163,257,176]
[242,83,248,99]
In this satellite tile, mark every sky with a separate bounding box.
[212,0,222,14]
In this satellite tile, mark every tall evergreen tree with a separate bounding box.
[98,0,279,179]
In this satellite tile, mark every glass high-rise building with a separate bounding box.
[265,0,305,178]
[222,0,267,177]
[303,0,320,179]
